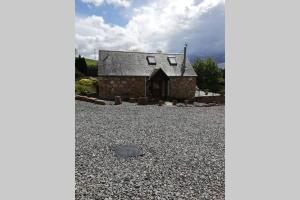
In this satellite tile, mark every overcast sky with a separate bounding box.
[75,0,225,63]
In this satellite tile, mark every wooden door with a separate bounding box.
[151,81,162,98]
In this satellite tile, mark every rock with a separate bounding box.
[75,95,83,100]
[94,99,105,105]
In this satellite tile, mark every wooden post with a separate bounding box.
[115,96,122,105]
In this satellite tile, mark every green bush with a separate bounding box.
[75,83,89,95]
[193,57,225,95]
[75,78,97,95]
[78,78,97,86]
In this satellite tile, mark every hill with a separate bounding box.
[85,58,97,66]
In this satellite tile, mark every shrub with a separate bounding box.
[75,78,98,95]
[193,57,224,94]
[78,78,97,86]
[75,83,90,95]
[78,78,92,86]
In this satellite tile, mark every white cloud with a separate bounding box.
[81,0,131,7]
[81,0,104,7]
[106,0,131,7]
[76,0,224,60]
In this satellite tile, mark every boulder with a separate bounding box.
[94,99,106,105]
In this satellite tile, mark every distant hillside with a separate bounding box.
[85,58,97,66]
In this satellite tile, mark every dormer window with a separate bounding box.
[168,56,177,65]
[147,56,156,65]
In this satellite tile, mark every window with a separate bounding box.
[168,56,177,65]
[147,56,156,65]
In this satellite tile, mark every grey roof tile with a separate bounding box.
[98,50,197,77]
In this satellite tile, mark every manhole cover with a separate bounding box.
[114,145,144,158]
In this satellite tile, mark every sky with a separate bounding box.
[75,0,225,63]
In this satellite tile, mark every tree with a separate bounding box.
[75,55,87,75]
[219,68,225,96]
[193,57,225,95]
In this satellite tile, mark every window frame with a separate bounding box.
[168,56,177,65]
[147,56,156,65]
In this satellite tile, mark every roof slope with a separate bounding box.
[98,50,197,77]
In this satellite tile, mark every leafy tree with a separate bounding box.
[193,57,225,95]
[219,68,225,95]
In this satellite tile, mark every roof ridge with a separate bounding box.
[99,49,183,55]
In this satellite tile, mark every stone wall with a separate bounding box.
[98,76,145,99]
[194,96,225,104]
[98,76,196,100]
[169,77,196,99]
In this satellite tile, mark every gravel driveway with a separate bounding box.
[76,100,225,200]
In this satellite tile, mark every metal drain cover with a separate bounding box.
[114,145,144,158]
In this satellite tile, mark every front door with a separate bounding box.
[148,68,169,99]
[151,81,162,98]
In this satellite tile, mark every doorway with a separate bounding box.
[149,68,169,99]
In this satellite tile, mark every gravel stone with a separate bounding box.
[76,100,225,200]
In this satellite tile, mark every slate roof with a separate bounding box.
[98,50,197,77]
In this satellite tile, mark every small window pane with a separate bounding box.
[168,57,177,65]
[147,56,156,65]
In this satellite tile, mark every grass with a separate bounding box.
[85,58,97,66]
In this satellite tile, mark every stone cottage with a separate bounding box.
[98,45,197,100]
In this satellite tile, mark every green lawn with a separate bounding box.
[85,58,97,66]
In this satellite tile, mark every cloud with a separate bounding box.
[75,15,136,56]
[81,0,104,7]
[81,0,131,7]
[76,0,224,60]
[106,0,131,7]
